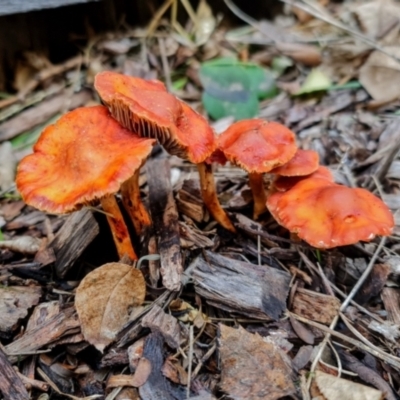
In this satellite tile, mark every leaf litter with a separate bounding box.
[1,0,400,399]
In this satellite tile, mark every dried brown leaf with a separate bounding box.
[315,371,383,400]
[75,262,146,352]
[219,324,295,400]
[359,47,400,103]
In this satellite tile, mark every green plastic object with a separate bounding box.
[199,57,278,120]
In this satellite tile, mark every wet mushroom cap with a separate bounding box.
[94,71,182,134]
[218,119,297,173]
[174,100,217,163]
[95,71,216,163]
[267,178,394,248]
[269,149,319,176]
[273,165,333,192]
[16,105,155,214]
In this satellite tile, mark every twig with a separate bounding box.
[158,37,173,92]
[186,325,194,399]
[288,312,400,370]
[306,237,386,388]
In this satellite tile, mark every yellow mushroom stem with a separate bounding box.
[121,169,151,235]
[197,162,236,233]
[248,172,267,220]
[100,194,138,260]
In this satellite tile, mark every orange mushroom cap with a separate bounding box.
[16,105,155,214]
[95,71,216,163]
[217,119,297,173]
[267,178,394,248]
[269,149,319,176]
[273,165,333,192]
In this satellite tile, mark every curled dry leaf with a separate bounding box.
[75,262,146,352]
[359,47,400,104]
[315,371,383,400]
[0,235,42,254]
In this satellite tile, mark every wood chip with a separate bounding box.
[292,288,340,325]
[141,304,181,349]
[191,250,290,320]
[0,347,29,400]
[49,209,99,278]
[146,158,183,291]
[0,286,41,338]
[5,307,79,363]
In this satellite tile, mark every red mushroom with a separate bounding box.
[266,177,394,248]
[95,72,236,232]
[270,149,319,176]
[16,106,155,260]
[218,119,297,219]
[272,165,333,192]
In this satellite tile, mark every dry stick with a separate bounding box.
[306,237,386,389]
[278,0,400,63]
[121,170,152,235]
[299,250,384,323]
[186,325,194,399]
[100,195,138,260]
[289,312,400,370]
[197,162,236,233]
[158,37,173,92]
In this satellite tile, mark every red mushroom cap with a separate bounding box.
[16,105,155,213]
[217,119,297,173]
[269,149,319,176]
[267,177,394,248]
[95,71,216,163]
[273,165,333,192]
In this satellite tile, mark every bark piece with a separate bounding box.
[138,332,177,400]
[146,158,183,291]
[219,324,295,400]
[5,307,79,363]
[0,286,41,338]
[354,263,391,305]
[49,209,99,278]
[0,347,29,400]
[191,250,290,320]
[141,304,181,349]
[292,288,340,325]
[381,287,400,325]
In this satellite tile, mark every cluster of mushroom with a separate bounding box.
[210,119,394,249]
[15,71,394,259]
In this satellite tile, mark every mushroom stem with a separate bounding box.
[248,172,267,220]
[100,195,138,260]
[121,170,151,234]
[197,162,236,233]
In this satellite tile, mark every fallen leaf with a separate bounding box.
[75,262,146,352]
[0,286,42,337]
[107,358,152,388]
[315,370,383,400]
[219,324,295,400]
[351,0,400,40]
[295,69,331,95]
[359,46,400,103]
[0,235,42,254]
